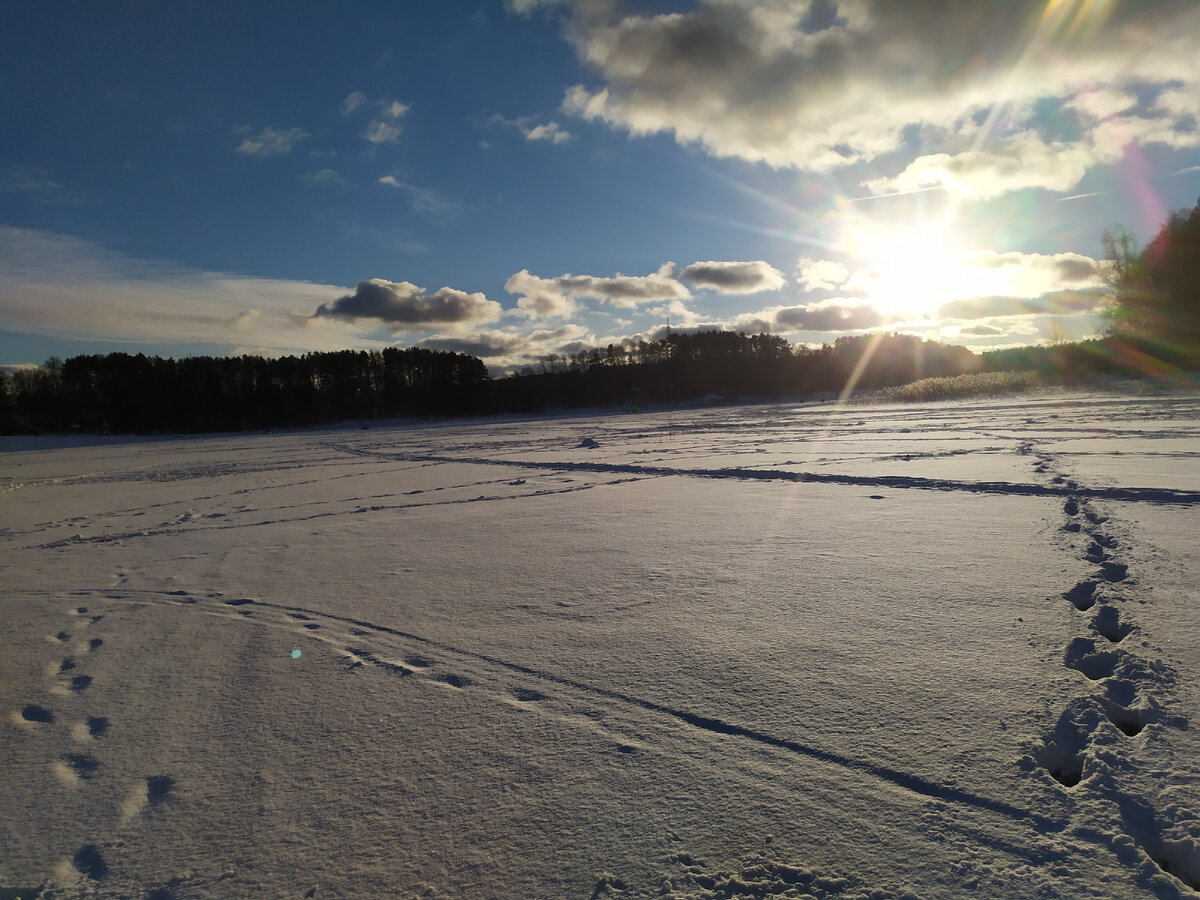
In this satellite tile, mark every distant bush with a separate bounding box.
[868,371,1044,403]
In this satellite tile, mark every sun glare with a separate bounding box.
[849,228,973,320]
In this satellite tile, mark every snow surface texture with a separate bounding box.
[1,391,1198,899]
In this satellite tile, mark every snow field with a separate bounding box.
[2,390,1198,898]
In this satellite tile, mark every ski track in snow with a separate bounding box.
[4,390,1200,897]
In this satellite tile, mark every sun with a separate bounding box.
[848,227,975,320]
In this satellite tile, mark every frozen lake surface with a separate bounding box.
[2,390,1199,898]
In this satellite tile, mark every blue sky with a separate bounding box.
[3,1,1199,372]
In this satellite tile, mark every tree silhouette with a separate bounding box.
[1102,197,1200,358]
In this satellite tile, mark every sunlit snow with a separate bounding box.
[2,390,1198,898]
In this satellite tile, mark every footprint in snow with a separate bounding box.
[511,688,547,702]
[1063,580,1098,611]
[1099,561,1128,583]
[21,704,55,723]
[72,844,108,880]
[1063,637,1121,681]
[1092,606,1132,643]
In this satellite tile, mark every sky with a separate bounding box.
[2,0,1199,373]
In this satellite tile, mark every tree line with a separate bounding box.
[1,347,487,434]
[1,328,1183,436]
[3,199,1196,435]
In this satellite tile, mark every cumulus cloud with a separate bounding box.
[505,263,691,317]
[862,133,1096,199]
[314,279,502,331]
[797,257,850,292]
[550,0,1200,194]
[937,288,1105,321]
[775,302,887,332]
[364,120,403,144]
[525,121,572,143]
[505,270,579,318]
[963,250,1098,283]
[235,126,308,156]
[492,114,574,144]
[380,99,409,119]
[419,324,588,362]
[730,301,887,334]
[956,323,1006,336]
[681,260,785,294]
[344,93,410,143]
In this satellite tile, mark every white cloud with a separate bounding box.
[505,270,579,318]
[863,133,1096,199]
[492,114,574,144]
[796,257,850,292]
[754,301,888,333]
[235,126,309,156]
[681,260,785,294]
[342,91,368,115]
[525,122,572,143]
[380,99,409,119]
[1067,89,1139,121]
[0,227,362,354]
[364,120,403,144]
[419,324,588,367]
[937,288,1106,321]
[504,263,691,317]
[314,279,502,331]
[551,0,1200,193]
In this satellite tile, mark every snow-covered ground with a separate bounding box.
[2,390,1199,899]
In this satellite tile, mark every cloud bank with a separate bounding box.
[551,0,1200,196]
